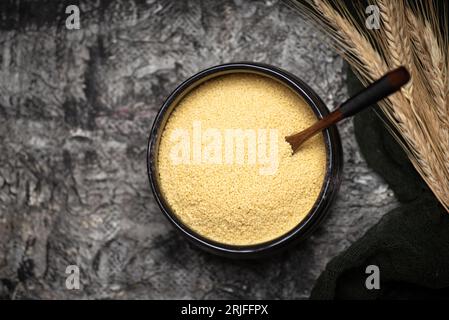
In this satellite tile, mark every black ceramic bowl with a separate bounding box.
[147,62,343,258]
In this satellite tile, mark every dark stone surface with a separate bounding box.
[0,0,397,299]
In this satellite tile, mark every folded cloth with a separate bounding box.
[310,68,449,299]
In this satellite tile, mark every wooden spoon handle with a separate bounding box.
[286,67,410,154]
[339,66,410,118]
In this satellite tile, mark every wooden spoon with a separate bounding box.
[286,66,410,154]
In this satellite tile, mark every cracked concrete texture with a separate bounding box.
[0,0,397,299]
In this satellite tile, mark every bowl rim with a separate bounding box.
[147,62,343,258]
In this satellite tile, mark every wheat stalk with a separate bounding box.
[410,18,449,177]
[287,0,449,212]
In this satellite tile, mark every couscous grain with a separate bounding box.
[157,73,327,245]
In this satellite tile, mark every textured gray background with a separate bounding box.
[0,0,397,299]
